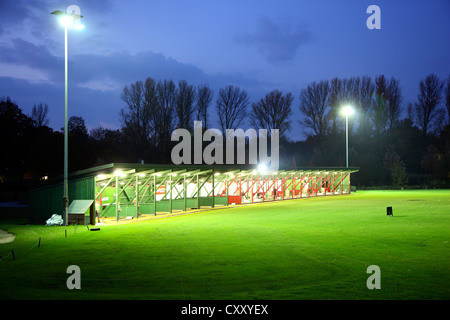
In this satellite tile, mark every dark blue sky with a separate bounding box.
[0,0,449,140]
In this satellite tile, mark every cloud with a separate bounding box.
[0,38,270,132]
[237,17,312,64]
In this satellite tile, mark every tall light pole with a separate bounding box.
[341,105,354,168]
[51,8,84,226]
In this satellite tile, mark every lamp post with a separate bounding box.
[51,8,84,226]
[341,105,354,168]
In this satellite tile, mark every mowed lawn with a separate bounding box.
[0,190,449,300]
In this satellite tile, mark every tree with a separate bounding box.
[372,75,388,133]
[119,78,155,155]
[195,84,213,130]
[299,80,331,137]
[154,79,177,162]
[31,103,50,127]
[327,77,359,134]
[68,116,88,139]
[0,97,34,180]
[385,77,403,131]
[383,144,408,187]
[391,161,408,187]
[372,75,402,132]
[175,80,196,131]
[251,90,293,137]
[216,85,249,133]
[90,126,128,165]
[445,75,450,122]
[355,75,375,135]
[67,116,92,171]
[413,74,445,136]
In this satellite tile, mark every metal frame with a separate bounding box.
[90,164,357,222]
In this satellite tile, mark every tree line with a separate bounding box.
[1,73,449,196]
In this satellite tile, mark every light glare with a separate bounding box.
[258,164,267,173]
[342,105,354,117]
[60,15,74,27]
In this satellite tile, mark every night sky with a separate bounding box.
[1,0,449,140]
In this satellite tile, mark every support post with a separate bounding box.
[115,175,119,222]
[135,175,139,218]
[169,174,172,213]
[153,175,157,215]
[183,174,186,211]
[212,173,215,208]
[226,173,229,206]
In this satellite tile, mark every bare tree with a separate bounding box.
[251,90,293,137]
[328,77,359,133]
[120,78,155,152]
[195,84,213,130]
[372,75,388,132]
[328,77,342,133]
[355,75,375,134]
[31,103,49,127]
[176,80,196,131]
[385,77,402,130]
[413,74,445,135]
[216,85,249,133]
[154,79,177,160]
[299,80,331,137]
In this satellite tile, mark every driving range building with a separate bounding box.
[29,163,359,225]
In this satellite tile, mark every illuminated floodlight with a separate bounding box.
[52,8,84,30]
[51,7,84,226]
[114,170,126,177]
[60,15,74,27]
[341,105,354,117]
[258,164,268,174]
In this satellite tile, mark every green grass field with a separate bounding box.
[0,190,449,300]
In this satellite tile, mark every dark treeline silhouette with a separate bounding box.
[1,73,449,200]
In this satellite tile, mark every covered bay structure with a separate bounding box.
[29,163,359,224]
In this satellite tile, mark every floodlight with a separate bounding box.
[60,15,74,27]
[258,164,268,173]
[342,105,354,117]
[51,7,85,226]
